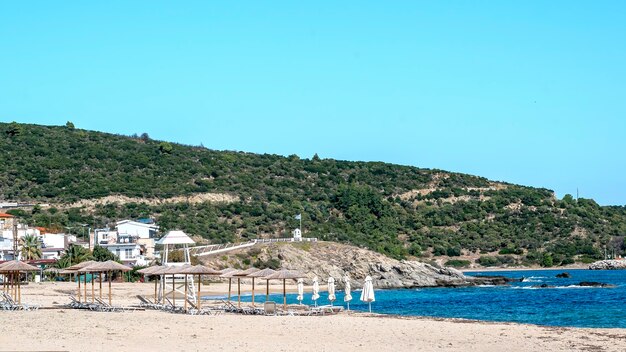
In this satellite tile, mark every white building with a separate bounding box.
[95,219,159,265]
[0,212,75,261]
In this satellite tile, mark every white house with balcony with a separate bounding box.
[95,219,159,265]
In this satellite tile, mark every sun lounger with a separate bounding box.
[67,295,100,311]
[1,292,40,311]
[137,295,164,310]
[95,297,136,312]
[163,297,186,314]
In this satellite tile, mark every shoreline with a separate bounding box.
[4,281,625,351]
[461,266,588,273]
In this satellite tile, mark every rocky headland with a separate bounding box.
[588,260,626,270]
[201,241,514,288]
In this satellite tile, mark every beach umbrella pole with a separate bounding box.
[99,273,103,299]
[251,278,255,307]
[369,302,371,313]
[197,274,201,309]
[266,279,269,300]
[154,276,157,302]
[83,272,87,303]
[283,279,286,309]
[108,271,112,306]
[184,274,188,312]
[172,274,176,307]
[237,278,241,308]
[228,278,232,302]
[91,273,95,303]
[18,271,21,304]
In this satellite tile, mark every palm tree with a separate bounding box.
[19,234,42,260]
[55,244,91,268]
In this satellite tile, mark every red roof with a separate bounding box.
[0,213,14,218]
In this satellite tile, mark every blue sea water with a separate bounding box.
[209,269,626,328]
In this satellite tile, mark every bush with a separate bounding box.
[478,256,499,267]
[408,243,422,256]
[446,247,461,257]
[433,246,447,256]
[541,253,554,267]
[445,259,470,268]
[498,248,523,255]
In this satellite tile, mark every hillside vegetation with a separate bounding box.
[2,122,626,266]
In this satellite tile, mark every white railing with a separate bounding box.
[187,237,318,257]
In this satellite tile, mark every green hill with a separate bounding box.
[2,121,625,265]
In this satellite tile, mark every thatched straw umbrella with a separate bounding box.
[137,265,165,303]
[0,261,10,293]
[172,265,192,310]
[263,269,306,309]
[179,265,220,310]
[67,260,97,303]
[247,268,276,301]
[233,267,260,307]
[150,265,176,304]
[219,269,241,303]
[0,261,39,304]
[152,265,190,308]
[85,261,131,305]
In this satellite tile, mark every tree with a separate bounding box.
[5,121,21,137]
[140,133,150,142]
[312,153,321,161]
[158,142,173,154]
[19,234,42,260]
[56,244,92,268]
[66,121,75,130]
[92,245,118,262]
[541,252,554,267]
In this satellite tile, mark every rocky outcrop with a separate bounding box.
[588,260,626,270]
[556,272,571,278]
[578,281,616,288]
[201,241,511,289]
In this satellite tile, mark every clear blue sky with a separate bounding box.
[1,1,625,205]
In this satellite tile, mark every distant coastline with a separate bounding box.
[461,265,588,273]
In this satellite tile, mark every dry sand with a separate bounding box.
[1,281,625,352]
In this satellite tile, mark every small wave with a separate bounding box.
[521,278,541,282]
[512,285,596,290]
[554,285,594,289]
[476,285,496,287]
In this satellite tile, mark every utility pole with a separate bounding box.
[12,223,18,260]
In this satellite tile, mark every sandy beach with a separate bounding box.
[2,281,625,352]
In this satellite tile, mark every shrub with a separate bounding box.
[478,256,499,267]
[446,247,461,257]
[445,259,471,268]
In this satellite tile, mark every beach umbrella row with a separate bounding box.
[0,260,40,304]
[60,260,131,305]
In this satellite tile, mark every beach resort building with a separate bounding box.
[0,213,76,260]
[95,219,159,266]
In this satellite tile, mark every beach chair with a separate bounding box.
[68,295,98,311]
[1,292,19,311]
[263,301,277,316]
[220,300,243,314]
[137,295,163,310]
[95,297,135,312]
[163,297,186,314]
[316,305,343,315]
[1,292,40,311]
